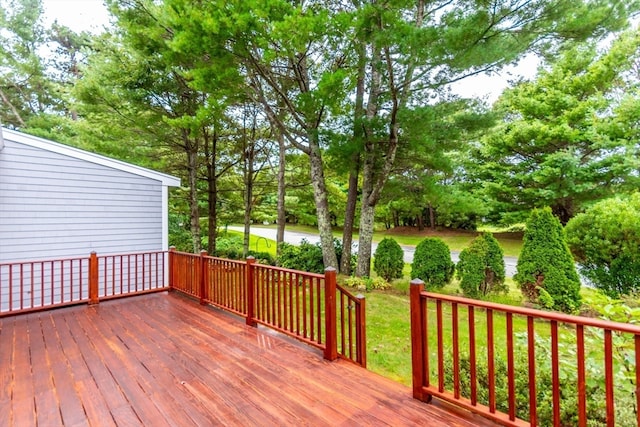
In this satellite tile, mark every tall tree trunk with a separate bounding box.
[242,111,256,257]
[429,204,436,230]
[206,130,218,254]
[185,133,201,253]
[276,132,286,254]
[341,37,366,275]
[309,142,338,269]
[355,1,424,277]
[340,161,359,274]
[356,201,375,277]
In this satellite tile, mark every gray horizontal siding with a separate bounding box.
[0,139,165,263]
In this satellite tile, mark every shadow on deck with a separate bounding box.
[0,292,494,426]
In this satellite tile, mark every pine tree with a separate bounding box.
[515,208,581,313]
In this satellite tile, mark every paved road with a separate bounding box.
[229,226,519,277]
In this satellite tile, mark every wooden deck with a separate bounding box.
[0,292,494,426]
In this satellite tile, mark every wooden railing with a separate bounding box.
[410,279,640,427]
[0,251,168,316]
[169,249,366,367]
[1,249,365,367]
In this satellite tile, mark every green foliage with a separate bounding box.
[168,213,192,252]
[514,208,581,313]
[213,235,244,260]
[343,276,390,292]
[456,233,506,298]
[410,238,455,289]
[373,238,405,282]
[536,287,555,310]
[211,233,275,264]
[478,30,640,225]
[276,239,352,274]
[565,194,640,297]
[246,251,276,266]
[444,333,636,426]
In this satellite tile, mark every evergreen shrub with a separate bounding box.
[373,238,405,282]
[456,233,506,298]
[410,238,455,289]
[514,208,581,313]
[565,194,640,297]
[277,239,353,273]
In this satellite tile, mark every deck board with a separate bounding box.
[0,292,495,426]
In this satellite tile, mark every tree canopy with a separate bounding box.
[477,29,640,224]
[2,0,639,271]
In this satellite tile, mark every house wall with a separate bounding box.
[0,138,164,263]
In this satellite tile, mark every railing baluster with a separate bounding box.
[527,315,537,426]
[277,269,282,328]
[30,263,34,308]
[487,308,496,413]
[50,261,54,305]
[577,324,587,427]
[40,262,44,308]
[551,320,560,426]
[452,302,460,399]
[340,293,346,355]
[292,273,297,334]
[60,260,64,304]
[19,263,24,310]
[303,276,308,339]
[506,312,515,421]
[348,294,353,359]
[468,305,477,406]
[437,300,444,393]
[289,272,294,331]
[9,265,13,310]
[317,276,322,345]
[604,329,614,426]
[309,277,315,342]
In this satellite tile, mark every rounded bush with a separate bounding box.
[277,239,354,274]
[456,233,506,298]
[410,238,455,289]
[514,208,581,313]
[373,238,405,282]
[565,194,640,297]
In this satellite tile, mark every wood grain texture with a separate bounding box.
[0,292,495,426]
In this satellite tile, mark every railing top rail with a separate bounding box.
[0,256,91,267]
[337,284,363,302]
[96,250,167,258]
[251,263,325,280]
[171,251,246,266]
[201,255,248,266]
[170,250,204,256]
[421,289,640,335]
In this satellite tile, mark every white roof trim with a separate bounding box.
[2,128,180,187]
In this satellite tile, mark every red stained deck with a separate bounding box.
[0,292,494,426]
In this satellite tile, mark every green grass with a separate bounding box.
[220,230,278,257]
[246,223,523,257]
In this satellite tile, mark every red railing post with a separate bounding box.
[89,252,99,305]
[246,257,257,327]
[199,250,208,305]
[356,293,367,368]
[324,267,338,361]
[168,247,175,291]
[410,278,430,402]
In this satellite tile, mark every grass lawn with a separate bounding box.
[219,230,278,257]
[246,223,523,257]
[359,280,611,388]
